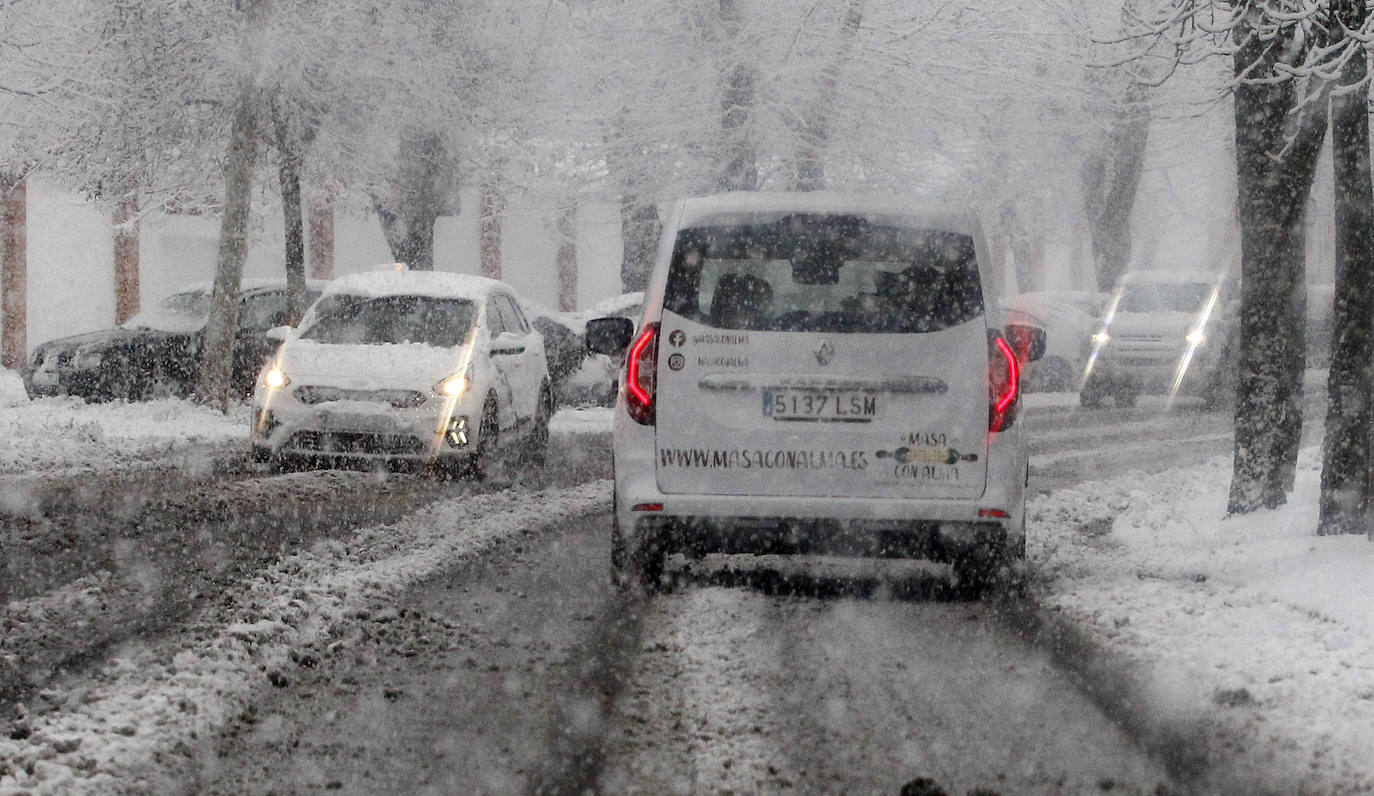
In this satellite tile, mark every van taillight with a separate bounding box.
[989,334,1019,432]
[625,322,659,425]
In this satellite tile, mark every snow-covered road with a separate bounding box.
[4,371,1374,794]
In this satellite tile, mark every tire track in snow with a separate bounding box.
[0,481,610,795]
[600,588,791,794]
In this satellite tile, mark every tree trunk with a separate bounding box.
[279,150,308,325]
[376,132,449,271]
[1081,83,1150,292]
[557,204,578,312]
[480,178,504,280]
[793,0,864,191]
[308,195,334,280]
[1319,0,1374,536]
[113,198,140,325]
[0,173,26,371]
[1227,25,1327,514]
[619,200,659,293]
[717,0,757,192]
[195,0,267,409]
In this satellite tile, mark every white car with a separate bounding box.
[1080,270,1235,409]
[250,268,552,478]
[1001,290,1106,392]
[586,192,1044,594]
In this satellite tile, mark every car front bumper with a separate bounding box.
[251,393,483,465]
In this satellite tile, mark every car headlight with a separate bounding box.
[435,363,474,397]
[1091,331,1110,345]
[1185,329,1205,346]
[262,367,290,389]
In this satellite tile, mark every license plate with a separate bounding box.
[763,389,878,422]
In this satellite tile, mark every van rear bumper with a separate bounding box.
[629,513,1009,563]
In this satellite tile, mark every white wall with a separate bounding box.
[15,176,626,351]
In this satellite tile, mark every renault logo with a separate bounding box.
[815,339,835,366]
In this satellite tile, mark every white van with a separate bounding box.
[587,192,1043,593]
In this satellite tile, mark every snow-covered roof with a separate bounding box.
[677,191,979,233]
[323,268,510,301]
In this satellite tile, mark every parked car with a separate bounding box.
[587,192,1043,594]
[518,299,587,408]
[250,268,552,478]
[21,279,323,402]
[1000,290,1106,392]
[1079,269,1236,409]
[559,292,644,407]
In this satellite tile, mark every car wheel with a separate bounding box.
[521,385,552,469]
[467,397,500,481]
[1078,384,1104,409]
[1026,355,1073,393]
[251,446,283,472]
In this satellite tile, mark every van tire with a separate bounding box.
[612,521,667,593]
[951,552,992,600]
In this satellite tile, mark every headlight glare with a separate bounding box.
[436,363,473,397]
[1091,331,1110,345]
[1186,330,1205,346]
[263,367,289,389]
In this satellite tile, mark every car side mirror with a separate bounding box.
[586,316,635,356]
[1005,324,1046,363]
[265,325,292,342]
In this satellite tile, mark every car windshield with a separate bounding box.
[1117,282,1211,313]
[299,294,475,347]
[122,290,213,333]
[663,214,982,333]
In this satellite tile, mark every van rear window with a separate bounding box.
[663,213,983,333]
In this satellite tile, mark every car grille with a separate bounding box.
[284,430,428,456]
[293,385,427,409]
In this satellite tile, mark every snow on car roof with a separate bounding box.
[1116,269,1222,287]
[166,277,330,298]
[677,191,978,232]
[323,269,509,301]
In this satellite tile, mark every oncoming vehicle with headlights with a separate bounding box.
[586,192,1045,594]
[1079,270,1236,410]
[250,267,552,478]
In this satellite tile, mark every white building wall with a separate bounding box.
[18,176,626,352]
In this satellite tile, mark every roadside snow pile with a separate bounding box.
[1032,447,1374,793]
[0,480,611,795]
[0,369,246,475]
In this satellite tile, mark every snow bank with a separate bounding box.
[0,370,246,476]
[1033,447,1374,792]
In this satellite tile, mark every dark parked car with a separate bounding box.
[519,300,589,409]
[22,280,323,402]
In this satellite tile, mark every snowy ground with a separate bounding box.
[2,367,1372,792]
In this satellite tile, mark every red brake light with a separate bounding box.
[625,322,658,425]
[989,334,1019,432]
